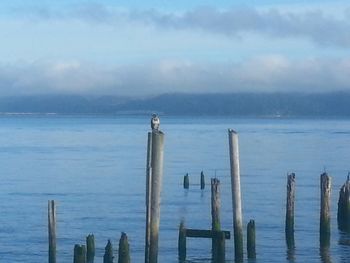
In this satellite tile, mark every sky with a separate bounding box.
[0,0,350,97]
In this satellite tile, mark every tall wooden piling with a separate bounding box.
[145,129,165,263]
[74,244,86,263]
[178,221,186,261]
[104,240,113,263]
[86,234,95,263]
[145,132,152,263]
[337,175,350,232]
[118,232,130,263]
[320,173,331,247]
[200,171,205,190]
[183,173,189,189]
[247,220,256,259]
[228,129,244,261]
[48,200,56,263]
[211,178,221,261]
[285,173,296,249]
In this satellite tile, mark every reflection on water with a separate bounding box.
[338,231,350,263]
[320,246,332,263]
[286,247,295,262]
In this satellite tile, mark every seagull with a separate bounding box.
[151,113,160,130]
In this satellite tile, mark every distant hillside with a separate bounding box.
[1,92,350,117]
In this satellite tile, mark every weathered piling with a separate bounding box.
[145,132,152,263]
[200,171,205,190]
[285,173,296,249]
[337,175,350,232]
[178,221,186,261]
[247,220,256,259]
[145,129,165,263]
[211,178,221,261]
[118,232,130,263]
[228,129,244,261]
[320,172,331,247]
[104,240,113,263]
[183,173,189,189]
[216,231,226,263]
[74,244,86,263]
[48,200,56,263]
[86,234,95,263]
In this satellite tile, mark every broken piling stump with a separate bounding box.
[118,232,130,263]
[285,173,296,249]
[74,244,86,263]
[247,220,256,259]
[320,172,331,248]
[183,173,189,189]
[86,234,95,263]
[211,178,222,261]
[337,175,350,232]
[104,240,113,263]
[178,221,186,261]
[48,200,56,263]
[200,171,205,190]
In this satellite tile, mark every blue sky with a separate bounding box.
[0,0,349,96]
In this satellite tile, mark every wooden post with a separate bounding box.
[320,172,331,248]
[118,232,130,263]
[147,130,165,263]
[104,240,113,263]
[216,231,225,263]
[74,244,86,263]
[247,220,256,259]
[200,171,205,190]
[183,173,189,189]
[48,200,56,263]
[337,175,350,232]
[228,129,244,261]
[86,234,95,263]
[178,221,186,261]
[145,132,152,263]
[211,178,221,261]
[285,173,296,249]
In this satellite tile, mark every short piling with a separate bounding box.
[48,200,56,263]
[178,221,186,261]
[320,172,331,247]
[200,171,205,190]
[86,234,95,263]
[285,173,296,249]
[104,240,113,263]
[145,130,165,263]
[183,173,189,189]
[337,175,350,232]
[228,129,244,261]
[118,232,130,263]
[247,220,256,259]
[211,178,221,261]
[74,244,86,263]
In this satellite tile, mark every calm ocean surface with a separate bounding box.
[0,115,349,262]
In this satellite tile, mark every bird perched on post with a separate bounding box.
[151,113,160,131]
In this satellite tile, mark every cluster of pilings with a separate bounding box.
[284,171,350,253]
[48,201,130,263]
[47,126,165,263]
[183,171,206,189]
[44,117,350,262]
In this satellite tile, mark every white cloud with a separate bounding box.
[8,4,350,48]
[0,57,349,96]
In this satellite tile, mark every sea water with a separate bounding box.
[0,115,349,262]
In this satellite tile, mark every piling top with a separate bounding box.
[228,129,238,134]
